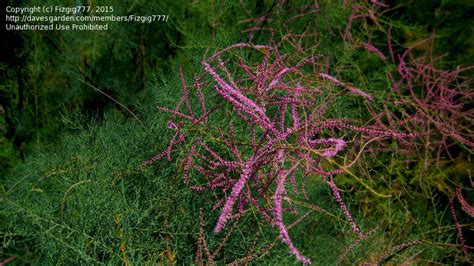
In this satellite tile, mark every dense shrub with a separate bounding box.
[1,0,473,264]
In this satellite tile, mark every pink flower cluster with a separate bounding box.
[143,43,416,264]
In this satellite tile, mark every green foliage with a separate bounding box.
[1,0,473,264]
[1,99,221,263]
[0,0,188,174]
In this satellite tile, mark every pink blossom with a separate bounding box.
[327,178,362,237]
[456,187,474,217]
[214,156,256,233]
[274,170,312,264]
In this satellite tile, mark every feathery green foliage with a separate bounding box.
[1,0,473,264]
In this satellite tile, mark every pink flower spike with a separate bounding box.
[203,62,268,118]
[179,67,194,117]
[361,42,386,62]
[268,67,292,88]
[214,156,256,233]
[327,178,362,237]
[347,86,374,101]
[450,192,468,255]
[183,142,197,184]
[157,106,199,123]
[274,170,312,265]
[319,73,341,84]
[456,187,474,217]
[308,138,346,157]
[319,73,373,101]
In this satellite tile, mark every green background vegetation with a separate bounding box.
[1,0,472,264]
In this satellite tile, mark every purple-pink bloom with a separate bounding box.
[274,170,312,265]
[214,156,256,233]
[327,178,361,237]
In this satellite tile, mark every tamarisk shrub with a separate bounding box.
[236,0,473,261]
[142,43,415,264]
[340,0,474,159]
[358,35,474,161]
